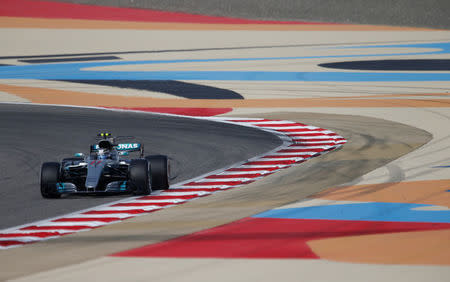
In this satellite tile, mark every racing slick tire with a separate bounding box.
[40,162,61,199]
[145,155,169,190]
[129,159,151,195]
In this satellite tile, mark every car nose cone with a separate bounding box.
[85,161,107,190]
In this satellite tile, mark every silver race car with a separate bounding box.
[40,133,169,198]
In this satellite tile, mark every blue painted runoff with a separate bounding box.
[1,41,449,82]
[253,202,450,223]
[1,68,450,82]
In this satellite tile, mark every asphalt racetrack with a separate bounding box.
[61,0,450,29]
[0,0,449,280]
[0,103,281,229]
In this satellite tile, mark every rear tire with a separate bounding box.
[129,159,151,195]
[145,155,169,190]
[40,162,61,199]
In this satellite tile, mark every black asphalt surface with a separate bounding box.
[61,80,244,99]
[60,0,450,29]
[319,59,450,71]
[0,104,281,229]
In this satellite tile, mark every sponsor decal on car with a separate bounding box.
[91,143,141,151]
[116,143,140,150]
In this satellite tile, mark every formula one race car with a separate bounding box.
[40,133,169,198]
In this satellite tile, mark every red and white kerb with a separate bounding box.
[0,117,346,249]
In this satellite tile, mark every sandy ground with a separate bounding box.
[0,6,449,281]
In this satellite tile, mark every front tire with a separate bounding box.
[40,162,61,199]
[145,155,169,190]
[129,159,151,195]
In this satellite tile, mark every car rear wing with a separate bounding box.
[90,143,144,156]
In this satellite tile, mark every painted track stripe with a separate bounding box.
[292,136,337,140]
[206,173,263,178]
[70,213,133,219]
[93,205,162,211]
[239,164,289,168]
[287,145,333,148]
[162,189,220,193]
[256,126,314,130]
[44,221,107,227]
[112,202,177,207]
[220,170,272,175]
[52,217,126,223]
[83,209,153,215]
[290,142,338,146]
[21,225,94,231]
[299,136,344,141]
[184,181,249,186]
[245,160,298,165]
[172,185,232,190]
[288,133,336,137]
[195,177,254,182]
[226,167,280,172]
[253,123,304,127]
[292,139,336,143]
[0,236,48,242]
[0,241,26,247]
[137,195,198,200]
[263,154,308,158]
[272,151,316,156]
[160,192,215,196]
[0,232,64,238]
[221,118,265,121]
[166,188,221,192]
[241,120,291,125]
[129,199,186,203]
[277,128,325,132]
[263,154,309,159]
[279,148,324,153]
[0,116,345,249]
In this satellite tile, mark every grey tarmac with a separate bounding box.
[0,103,281,230]
[0,111,431,281]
